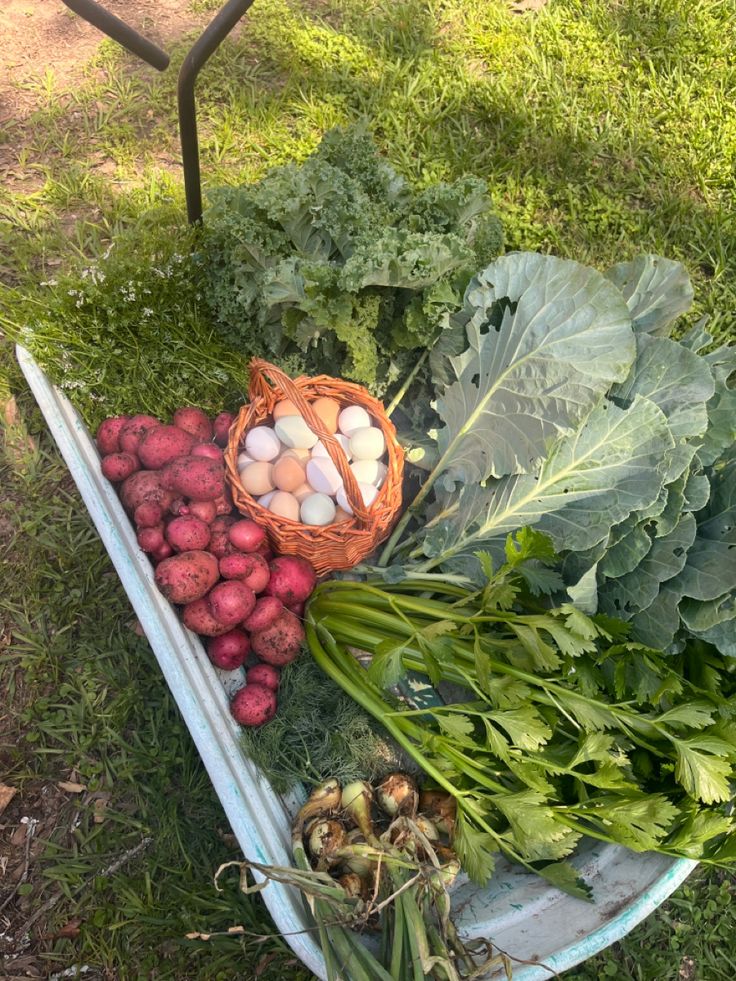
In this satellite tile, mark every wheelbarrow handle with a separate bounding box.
[59,0,255,224]
[60,0,170,71]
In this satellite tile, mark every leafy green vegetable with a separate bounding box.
[239,656,406,794]
[3,213,249,427]
[202,125,503,392]
[380,250,736,658]
[307,533,736,894]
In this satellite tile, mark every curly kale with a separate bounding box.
[202,125,503,393]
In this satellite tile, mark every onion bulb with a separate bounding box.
[375,772,418,818]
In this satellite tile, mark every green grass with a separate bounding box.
[2,0,736,976]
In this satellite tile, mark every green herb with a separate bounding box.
[239,656,407,793]
[3,212,250,427]
[379,251,736,658]
[307,532,736,896]
[202,124,503,393]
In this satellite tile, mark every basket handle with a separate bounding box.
[248,359,372,525]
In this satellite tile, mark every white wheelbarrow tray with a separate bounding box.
[17,345,696,980]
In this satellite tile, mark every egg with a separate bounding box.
[268,491,300,521]
[245,426,281,462]
[281,446,311,464]
[349,426,386,461]
[272,455,306,493]
[300,492,336,526]
[311,397,341,434]
[336,481,378,515]
[333,506,352,524]
[275,415,319,450]
[273,398,300,420]
[338,405,372,437]
[292,481,315,504]
[237,451,254,472]
[257,490,277,508]
[312,434,351,460]
[306,457,344,497]
[240,461,275,496]
[351,459,387,487]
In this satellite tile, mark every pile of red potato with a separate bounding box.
[95,407,317,727]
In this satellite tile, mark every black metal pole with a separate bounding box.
[177,0,255,224]
[60,0,170,71]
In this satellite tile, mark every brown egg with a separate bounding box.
[240,461,275,497]
[293,481,315,504]
[272,455,306,493]
[268,491,300,521]
[281,446,311,464]
[312,397,341,435]
[333,506,353,524]
[273,399,300,420]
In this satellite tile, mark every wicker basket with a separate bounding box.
[224,359,405,576]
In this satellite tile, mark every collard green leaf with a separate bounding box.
[603,254,694,335]
[599,519,652,579]
[566,563,599,614]
[680,595,736,656]
[629,585,682,650]
[683,470,711,512]
[699,387,736,467]
[598,513,696,619]
[611,334,713,441]
[433,252,634,485]
[421,396,673,575]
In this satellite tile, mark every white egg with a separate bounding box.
[275,415,319,450]
[306,457,344,497]
[338,405,371,437]
[237,451,254,472]
[300,493,336,526]
[336,481,378,515]
[311,434,351,460]
[257,490,277,508]
[245,426,281,462]
[351,459,387,487]
[349,426,386,461]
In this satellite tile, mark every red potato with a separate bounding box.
[213,486,233,515]
[120,470,175,513]
[209,515,237,558]
[182,597,230,637]
[250,610,304,667]
[265,556,316,606]
[227,520,267,553]
[137,525,165,553]
[246,663,280,691]
[207,629,251,670]
[96,415,129,455]
[162,456,225,501]
[213,412,235,447]
[101,452,140,482]
[286,601,305,618]
[138,425,197,470]
[154,550,219,604]
[230,684,277,726]
[165,515,211,552]
[219,553,255,580]
[188,500,218,524]
[209,581,256,627]
[242,596,283,633]
[119,414,161,454]
[168,498,189,516]
[191,443,223,461]
[151,541,173,563]
[220,553,269,593]
[134,502,163,528]
[173,407,213,443]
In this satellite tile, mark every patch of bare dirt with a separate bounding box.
[0,1,208,125]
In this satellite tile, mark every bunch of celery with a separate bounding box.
[306,533,736,896]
